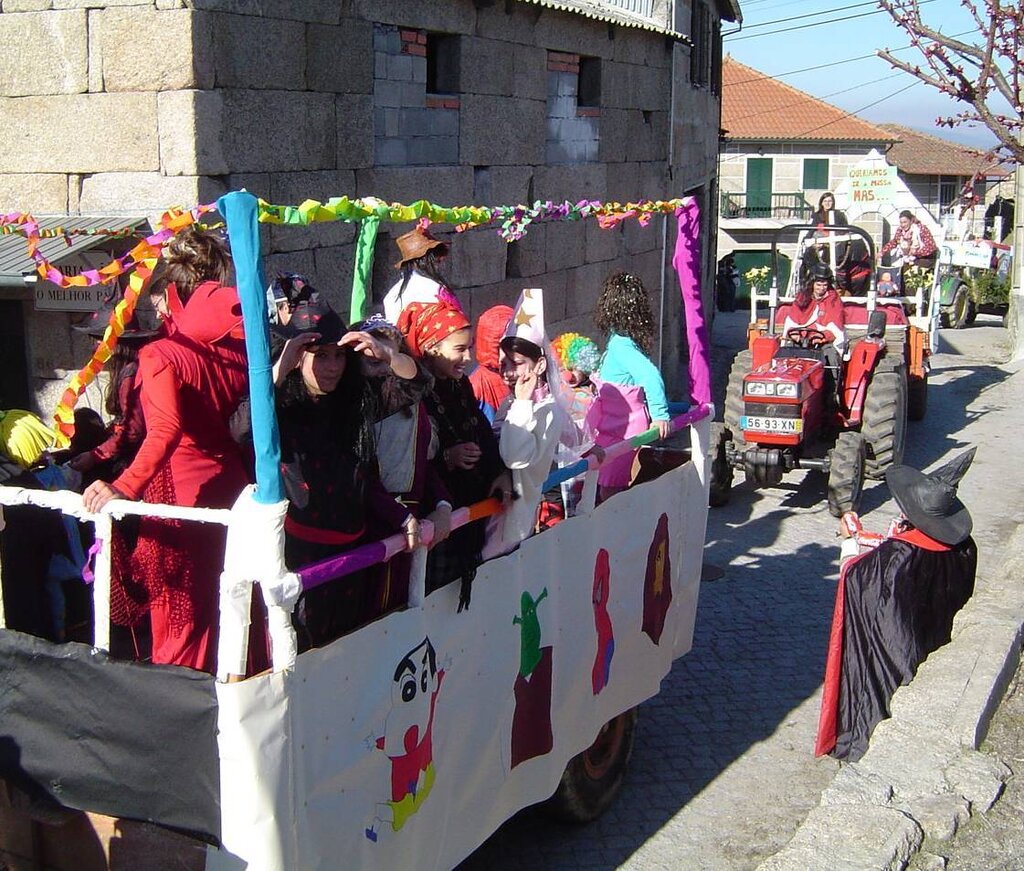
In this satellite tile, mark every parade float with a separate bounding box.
[0,190,714,870]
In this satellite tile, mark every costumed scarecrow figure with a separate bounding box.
[815,448,978,761]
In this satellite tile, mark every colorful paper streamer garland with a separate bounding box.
[1,206,216,447]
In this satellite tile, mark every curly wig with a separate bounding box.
[594,271,655,354]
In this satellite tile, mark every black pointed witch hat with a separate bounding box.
[885,447,976,546]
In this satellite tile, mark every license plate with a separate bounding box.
[742,416,802,434]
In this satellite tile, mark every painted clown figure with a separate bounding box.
[366,638,445,842]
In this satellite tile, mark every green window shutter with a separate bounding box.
[803,158,829,190]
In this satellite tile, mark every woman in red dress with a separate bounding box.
[83,230,249,673]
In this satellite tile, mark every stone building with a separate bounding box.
[0,0,739,414]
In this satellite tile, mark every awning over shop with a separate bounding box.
[0,216,149,290]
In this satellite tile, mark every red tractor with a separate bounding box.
[711,226,909,516]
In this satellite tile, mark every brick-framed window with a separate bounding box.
[425,31,460,103]
[546,49,599,163]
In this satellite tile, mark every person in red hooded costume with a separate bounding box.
[468,304,513,426]
[83,229,250,673]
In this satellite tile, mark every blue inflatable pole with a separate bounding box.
[218,191,283,505]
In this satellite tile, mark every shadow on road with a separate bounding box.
[460,313,1015,870]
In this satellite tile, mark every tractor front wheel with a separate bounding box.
[724,349,751,437]
[544,708,638,823]
[708,422,734,507]
[827,431,866,518]
[861,360,907,479]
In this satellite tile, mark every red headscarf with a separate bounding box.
[397,300,470,357]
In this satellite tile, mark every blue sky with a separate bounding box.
[723,0,1002,151]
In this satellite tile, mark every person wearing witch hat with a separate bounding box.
[382,222,459,323]
[815,448,979,762]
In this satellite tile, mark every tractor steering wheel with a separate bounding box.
[786,327,828,349]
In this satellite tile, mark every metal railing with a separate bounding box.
[720,191,813,220]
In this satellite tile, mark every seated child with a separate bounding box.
[587,271,671,502]
[486,289,566,555]
[397,299,510,610]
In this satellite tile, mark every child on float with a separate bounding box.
[483,289,568,555]
[272,299,423,647]
[587,271,671,502]
[550,332,602,425]
[468,304,513,425]
[382,223,459,323]
[352,314,453,618]
[397,299,510,610]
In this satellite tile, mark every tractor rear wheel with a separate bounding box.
[708,422,734,507]
[827,431,866,518]
[907,371,927,421]
[949,283,975,330]
[861,360,908,479]
[724,350,752,436]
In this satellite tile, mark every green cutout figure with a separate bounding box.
[513,588,548,679]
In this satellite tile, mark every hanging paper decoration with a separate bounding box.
[255,196,686,242]
[4,193,689,447]
[51,256,160,447]
[2,206,219,447]
[349,215,380,324]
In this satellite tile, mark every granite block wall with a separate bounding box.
[1,0,724,410]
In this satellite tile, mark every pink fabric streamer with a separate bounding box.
[672,201,712,406]
[81,538,103,585]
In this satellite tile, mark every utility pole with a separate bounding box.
[1014,131,1024,361]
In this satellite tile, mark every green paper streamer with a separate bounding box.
[350,215,380,324]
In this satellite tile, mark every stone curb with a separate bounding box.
[756,525,1024,871]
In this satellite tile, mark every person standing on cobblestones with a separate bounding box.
[815,448,979,761]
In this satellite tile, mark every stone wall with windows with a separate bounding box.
[0,0,727,408]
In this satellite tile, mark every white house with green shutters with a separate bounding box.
[717,57,896,291]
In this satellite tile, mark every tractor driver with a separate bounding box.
[781,263,846,357]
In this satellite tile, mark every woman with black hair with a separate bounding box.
[272,298,426,646]
[382,224,459,322]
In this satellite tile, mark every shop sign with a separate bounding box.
[33,251,116,312]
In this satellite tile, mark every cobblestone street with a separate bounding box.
[463,309,1024,870]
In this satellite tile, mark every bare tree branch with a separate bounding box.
[877,0,1023,164]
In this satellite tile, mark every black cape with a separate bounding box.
[816,529,977,761]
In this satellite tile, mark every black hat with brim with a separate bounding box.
[73,296,162,341]
[885,448,976,546]
[272,296,347,346]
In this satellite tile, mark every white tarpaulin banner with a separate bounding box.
[211,460,706,870]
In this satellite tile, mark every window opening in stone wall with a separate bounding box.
[427,32,461,96]
[803,158,829,191]
[545,50,600,164]
[690,3,711,88]
[577,56,601,109]
[373,24,460,167]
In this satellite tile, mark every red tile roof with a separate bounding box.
[877,124,1007,177]
[722,56,897,143]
